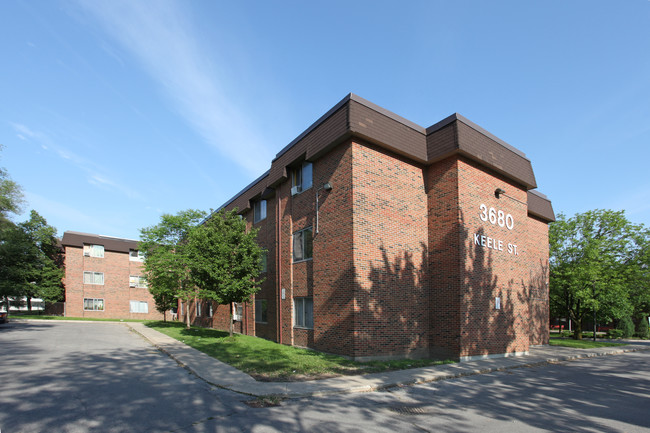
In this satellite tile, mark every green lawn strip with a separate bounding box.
[549,337,624,349]
[10,314,147,323]
[146,321,454,381]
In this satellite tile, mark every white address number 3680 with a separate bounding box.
[479,204,514,230]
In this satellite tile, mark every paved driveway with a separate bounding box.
[2,320,649,433]
[0,320,247,433]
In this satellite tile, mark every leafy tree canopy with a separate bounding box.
[188,208,264,335]
[139,209,207,325]
[550,209,648,339]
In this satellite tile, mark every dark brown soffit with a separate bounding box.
[61,231,139,253]
[527,190,555,222]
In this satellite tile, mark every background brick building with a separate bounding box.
[61,231,163,320]
[180,94,555,361]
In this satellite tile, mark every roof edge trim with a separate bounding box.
[427,113,529,161]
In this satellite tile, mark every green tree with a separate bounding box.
[187,208,264,337]
[550,210,643,339]
[139,209,207,326]
[0,155,24,224]
[19,210,64,306]
[0,222,35,315]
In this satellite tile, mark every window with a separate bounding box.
[294,297,313,329]
[130,300,148,314]
[196,301,202,317]
[208,302,213,318]
[255,299,268,323]
[260,251,268,273]
[293,228,313,262]
[83,244,104,258]
[129,249,145,261]
[291,161,313,195]
[129,275,147,288]
[84,298,104,311]
[83,271,104,285]
[233,303,243,321]
[254,200,267,223]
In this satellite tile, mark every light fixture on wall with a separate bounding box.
[495,188,506,199]
[316,182,333,234]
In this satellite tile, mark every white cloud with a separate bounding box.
[74,0,273,175]
[9,122,142,200]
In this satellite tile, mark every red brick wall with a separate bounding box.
[427,157,462,358]
[350,141,429,360]
[64,246,163,320]
[456,157,547,358]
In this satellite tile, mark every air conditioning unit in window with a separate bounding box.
[83,251,90,257]
[291,185,301,195]
[129,283,136,288]
[233,314,242,321]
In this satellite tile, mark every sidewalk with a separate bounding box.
[127,322,650,398]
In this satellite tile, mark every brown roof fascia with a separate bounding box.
[426,114,537,189]
[527,190,555,222]
[219,94,546,214]
[61,231,139,253]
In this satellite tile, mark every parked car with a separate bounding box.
[0,312,7,324]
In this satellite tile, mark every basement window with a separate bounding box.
[294,297,313,329]
[84,298,104,311]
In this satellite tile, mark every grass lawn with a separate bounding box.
[146,321,455,381]
[9,314,147,323]
[549,337,623,349]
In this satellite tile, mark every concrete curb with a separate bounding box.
[126,322,650,398]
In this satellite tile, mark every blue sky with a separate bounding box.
[2,0,649,240]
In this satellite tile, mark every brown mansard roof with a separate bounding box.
[221,94,555,222]
[61,231,139,253]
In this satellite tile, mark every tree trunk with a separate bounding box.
[163,310,167,322]
[185,301,191,330]
[573,320,583,340]
[27,297,32,311]
[3,296,9,319]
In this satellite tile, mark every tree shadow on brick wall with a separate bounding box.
[462,224,518,357]
[525,258,550,345]
[316,243,429,360]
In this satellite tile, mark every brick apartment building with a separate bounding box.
[61,231,163,320]
[180,94,555,361]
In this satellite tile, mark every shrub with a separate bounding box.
[607,329,624,339]
[636,317,649,339]
[560,330,572,338]
[617,316,635,338]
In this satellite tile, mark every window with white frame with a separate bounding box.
[129,275,147,288]
[208,302,213,318]
[129,249,145,261]
[196,301,202,317]
[260,251,268,273]
[291,161,313,195]
[83,271,104,285]
[255,299,268,323]
[293,228,313,262]
[233,303,243,321]
[83,244,104,258]
[84,298,104,311]
[129,300,148,314]
[294,297,313,329]
[253,199,267,223]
